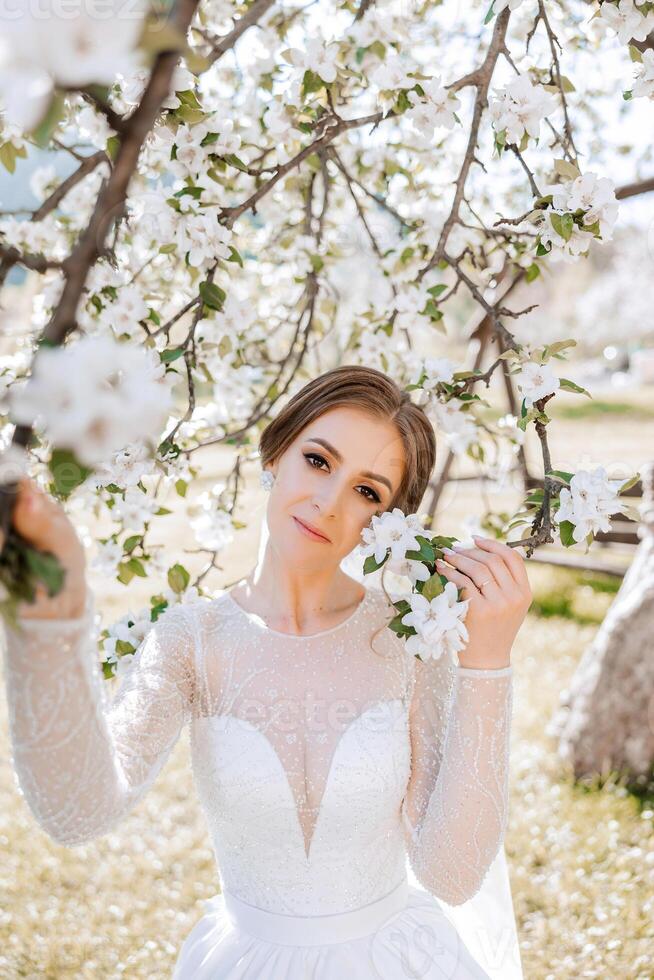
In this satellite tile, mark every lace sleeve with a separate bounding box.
[401,652,514,906]
[1,588,196,847]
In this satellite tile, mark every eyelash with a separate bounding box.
[303,452,382,504]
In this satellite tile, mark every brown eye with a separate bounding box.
[303,452,381,504]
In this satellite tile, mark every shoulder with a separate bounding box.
[144,597,211,652]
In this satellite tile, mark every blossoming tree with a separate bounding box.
[0,0,651,780]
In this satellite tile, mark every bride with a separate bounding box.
[1,364,530,978]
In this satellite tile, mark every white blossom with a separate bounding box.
[632,48,654,98]
[359,507,426,565]
[86,441,154,490]
[175,208,233,269]
[513,359,560,408]
[112,486,160,530]
[413,356,457,390]
[91,538,123,577]
[8,336,175,467]
[405,76,461,141]
[0,0,147,131]
[206,117,241,155]
[430,400,478,454]
[557,466,626,543]
[264,101,297,141]
[599,0,654,44]
[489,72,558,146]
[287,39,339,84]
[549,172,619,240]
[102,606,152,662]
[401,582,470,664]
[98,284,150,341]
[191,502,235,552]
[369,55,415,93]
[385,554,432,588]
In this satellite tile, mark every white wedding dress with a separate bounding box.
[1,581,524,978]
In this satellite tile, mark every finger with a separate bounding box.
[472,535,530,588]
[435,558,494,600]
[442,545,512,593]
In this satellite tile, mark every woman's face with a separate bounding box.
[264,406,406,569]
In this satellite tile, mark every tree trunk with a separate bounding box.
[546,461,654,790]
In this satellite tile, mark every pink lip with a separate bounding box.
[293,516,331,543]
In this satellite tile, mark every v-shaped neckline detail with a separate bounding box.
[214,698,406,861]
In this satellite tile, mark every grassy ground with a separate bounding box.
[1,387,653,978]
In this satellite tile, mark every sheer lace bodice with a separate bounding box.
[1,582,514,920]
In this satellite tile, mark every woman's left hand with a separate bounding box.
[435,535,532,670]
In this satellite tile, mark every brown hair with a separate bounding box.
[258,365,438,658]
[258,364,437,517]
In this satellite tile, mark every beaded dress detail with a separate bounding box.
[1,583,518,978]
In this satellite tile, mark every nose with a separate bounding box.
[311,480,341,520]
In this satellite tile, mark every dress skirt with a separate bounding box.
[172,874,494,979]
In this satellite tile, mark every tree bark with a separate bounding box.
[546,461,654,790]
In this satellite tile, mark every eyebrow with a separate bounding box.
[305,438,395,494]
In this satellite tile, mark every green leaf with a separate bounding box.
[484,2,496,24]
[123,535,142,554]
[227,245,243,267]
[421,572,445,601]
[126,557,147,577]
[302,69,325,97]
[155,506,173,516]
[0,141,18,173]
[160,346,185,363]
[525,263,540,283]
[49,448,93,499]
[546,469,574,485]
[618,473,640,493]
[199,280,226,311]
[363,552,388,574]
[176,88,202,109]
[30,90,66,149]
[550,211,574,242]
[117,562,136,585]
[553,158,581,181]
[106,134,121,161]
[175,478,188,497]
[629,44,643,62]
[168,563,190,594]
[140,19,189,56]
[422,298,443,320]
[24,547,66,597]
[558,519,576,547]
[543,339,577,357]
[558,75,576,93]
[115,639,136,656]
[558,377,591,397]
[405,535,436,564]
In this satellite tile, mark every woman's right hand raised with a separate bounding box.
[0,475,88,620]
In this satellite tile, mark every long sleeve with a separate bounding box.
[401,652,514,907]
[1,588,196,847]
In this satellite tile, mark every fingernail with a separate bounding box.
[442,547,455,554]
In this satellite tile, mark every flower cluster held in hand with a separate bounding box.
[359,506,472,665]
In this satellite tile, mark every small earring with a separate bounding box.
[260,468,275,491]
